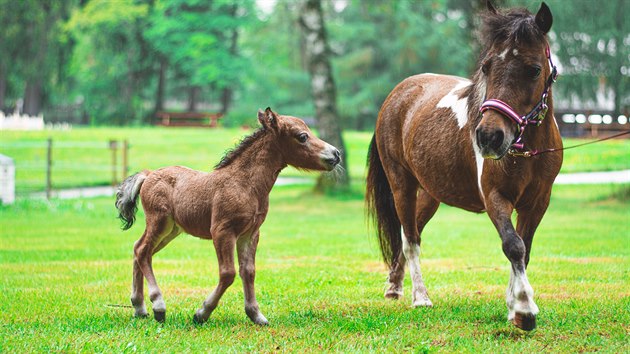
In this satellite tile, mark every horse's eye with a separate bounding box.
[296,133,308,143]
[526,65,542,79]
[481,62,490,75]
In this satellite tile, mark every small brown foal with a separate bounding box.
[115,108,340,325]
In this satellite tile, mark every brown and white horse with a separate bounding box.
[116,108,340,325]
[366,2,562,330]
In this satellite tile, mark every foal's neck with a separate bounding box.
[221,132,286,194]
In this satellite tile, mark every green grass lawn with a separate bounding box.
[1,126,628,194]
[0,183,628,352]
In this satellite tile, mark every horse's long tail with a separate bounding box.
[115,171,148,230]
[366,134,401,267]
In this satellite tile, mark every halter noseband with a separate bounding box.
[479,45,558,156]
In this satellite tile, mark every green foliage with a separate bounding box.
[1,1,628,125]
[0,184,628,351]
[65,0,151,124]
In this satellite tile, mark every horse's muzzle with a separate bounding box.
[475,126,510,159]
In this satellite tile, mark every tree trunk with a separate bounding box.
[154,57,167,115]
[187,86,200,111]
[299,0,349,190]
[220,5,239,115]
[0,64,6,111]
[23,81,43,116]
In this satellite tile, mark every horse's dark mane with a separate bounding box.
[215,127,268,169]
[479,7,545,53]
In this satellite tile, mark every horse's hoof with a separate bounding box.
[192,313,206,325]
[412,299,433,307]
[153,311,166,323]
[512,312,536,331]
[134,313,149,319]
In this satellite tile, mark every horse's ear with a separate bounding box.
[486,0,498,14]
[258,107,278,130]
[535,2,553,34]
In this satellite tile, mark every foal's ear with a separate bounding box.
[486,0,498,14]
[535,2,553,34]
[258,107,279,130]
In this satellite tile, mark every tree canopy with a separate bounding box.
[0,0,626,126]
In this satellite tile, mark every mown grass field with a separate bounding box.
[1,181,628,352]
[1,126,629,194]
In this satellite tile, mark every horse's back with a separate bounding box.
[376,73,485,211]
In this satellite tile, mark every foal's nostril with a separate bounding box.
[333,149,341,159]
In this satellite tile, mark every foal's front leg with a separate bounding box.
[193,233,236,324]
[237,230,269,325]
[486,190,539,331]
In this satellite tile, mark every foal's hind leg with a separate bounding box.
[237,230,269,325]
[193,232,237,324]
[133,216,177,322]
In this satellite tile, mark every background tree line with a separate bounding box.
[1,0,628,127]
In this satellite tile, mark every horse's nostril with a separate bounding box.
[490,130,504,150]
[333,149,341,159]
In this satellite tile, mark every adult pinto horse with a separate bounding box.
[116,108,340,325]
[366,2,561,330]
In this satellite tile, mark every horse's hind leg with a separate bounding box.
[403,189,439,307]
[133,216,176,322]
[193,232,237,324]
[237,230,268,325]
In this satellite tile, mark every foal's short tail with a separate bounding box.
[366,134,401,267]
[115,171,148,230]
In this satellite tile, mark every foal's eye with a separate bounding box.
[526,65,542,79]
[296,133,308,143]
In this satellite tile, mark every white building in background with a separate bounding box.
[0,111,44,130]
[0,154,15,205]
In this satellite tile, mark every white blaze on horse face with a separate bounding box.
[506,268,539,321]
[498,48,509,61]
[512,48,519,57]
[436,80,471,129]
[401,228,433,307]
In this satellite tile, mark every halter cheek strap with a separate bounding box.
[479,45,558,153]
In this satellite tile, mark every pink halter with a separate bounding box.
[479,45,558,152]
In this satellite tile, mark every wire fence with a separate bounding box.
[0,138,128,199]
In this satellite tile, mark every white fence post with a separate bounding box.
[0,154,15,205]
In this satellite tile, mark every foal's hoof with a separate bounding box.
[384,289,403,300]
[134,313,149,319]
[192,313,207,325]
[153,310,166,323]
[512,312,536,331]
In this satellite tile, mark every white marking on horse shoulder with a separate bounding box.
[436,80,471,129]
[498,48,509,60]
[512,48,519,56]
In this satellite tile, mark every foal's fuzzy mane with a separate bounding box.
[215,127,268,169]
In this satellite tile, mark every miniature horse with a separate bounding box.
[366,2,562,330]
[116,108,340,325]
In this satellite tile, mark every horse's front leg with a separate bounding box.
[236,229,268,325]
[486,190,538,331]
